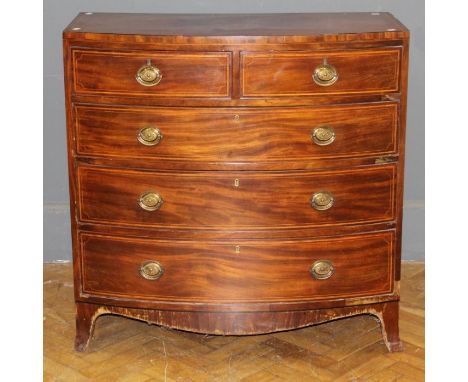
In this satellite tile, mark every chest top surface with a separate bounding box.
[63,12,408,41]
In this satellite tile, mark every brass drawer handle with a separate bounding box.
[136,60,162,86]
[310,191,334,211]
[311,125,335,146]
[310,260,334,280]
[139,261,164,280]
[312,59,338,87]
[139,192,163,211]
[138,127,163,146]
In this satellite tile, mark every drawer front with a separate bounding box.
[80,231,394,302]
[241,48,401,97]
[72,49,231,98]
[77,165,396,229]
[75,102,398,161]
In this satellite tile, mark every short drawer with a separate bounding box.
[241,48,401,97]
[72,49,231,98]
[77,165,396,229]
[75,102,398,162]
[79,231,394,302]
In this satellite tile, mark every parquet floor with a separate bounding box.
[44,262,424,381]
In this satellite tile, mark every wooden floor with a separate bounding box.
[44,262,424,381]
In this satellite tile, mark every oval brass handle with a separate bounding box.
[311,125,335,146]
[310,260,334,280]
[310,191,334,211]
[139,192,163,211]
[312,59,338,87]
[138,127,163,146]
[139,261,164,280]
[136,60,162,86]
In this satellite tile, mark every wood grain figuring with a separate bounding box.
[44,262,424,381]
[63,12,410,352]
[73,50,231,97]
[241,48,401,97]
[77,165,396,229]
[79,231,394,303]
[75,102,398,163]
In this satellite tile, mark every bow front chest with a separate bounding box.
[63,12,409,352]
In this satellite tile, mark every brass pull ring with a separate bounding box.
[310,260,334,280]
[138,127,163,146]
[312,59,338,87]
[311,125,335,146]
[136,60,162,86]
[139,192,163,211]
[139,261,164,280]
[310,191,334,211]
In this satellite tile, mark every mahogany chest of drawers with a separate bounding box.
[63,12,409,352]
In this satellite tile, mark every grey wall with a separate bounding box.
[44,0,424,262]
